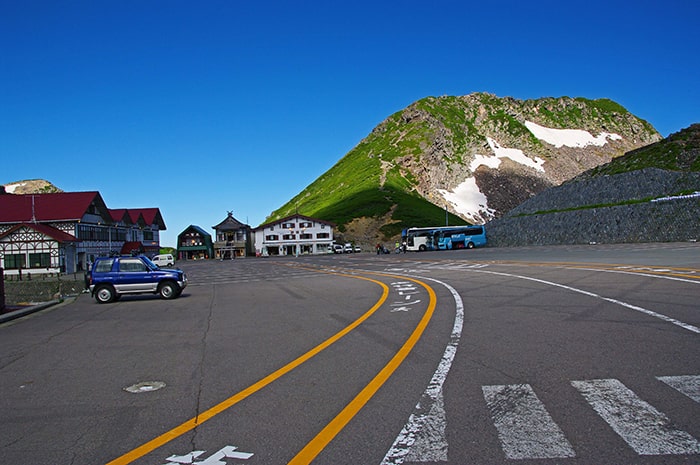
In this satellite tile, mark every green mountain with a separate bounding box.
[266,93,660,243]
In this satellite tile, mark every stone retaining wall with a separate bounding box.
[2,274,87,306]
[486,198,700,247]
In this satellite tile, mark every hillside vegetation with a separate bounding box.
[266,93,659,245]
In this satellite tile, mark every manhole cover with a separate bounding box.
[124,381,166,393]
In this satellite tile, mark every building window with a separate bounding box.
[265,235,279,241]
[300,233,312,240]
[316,232,330,239]
[282,234,295,240]
[143,230,154,241]
[299,221,312,228]
[4,253,26,269]
[29,253,51,268]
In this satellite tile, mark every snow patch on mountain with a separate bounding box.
[4,183,23,193]
[525,121,622,148]
[438,177,495,224]
[470,137,546,172]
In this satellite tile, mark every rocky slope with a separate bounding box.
[486,124,700,246]
[268,93,661,243]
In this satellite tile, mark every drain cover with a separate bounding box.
[124,381,166,393]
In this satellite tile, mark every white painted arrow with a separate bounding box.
[164,446,253,465]
[194,446,254,464]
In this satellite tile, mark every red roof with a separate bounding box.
[120,241,144,254]
[108,209,133,224]
[126,208,166,229]
[0,192,111,224]
[0,223,79,243]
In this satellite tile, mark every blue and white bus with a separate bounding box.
[403,225,487,252]
[436,225,487,250]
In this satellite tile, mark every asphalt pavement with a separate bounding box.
[1,242,698,465]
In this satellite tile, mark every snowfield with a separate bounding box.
[438,178,495,224]
[525,121,622,148]
[4,183,24,194]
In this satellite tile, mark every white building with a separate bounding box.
[253,214,335,256]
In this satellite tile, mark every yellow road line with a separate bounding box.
[288,274,437,464]
[106,273,390,465]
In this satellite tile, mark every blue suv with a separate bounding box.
[88,255,187,303]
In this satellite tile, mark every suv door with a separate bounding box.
[116,257,159,294]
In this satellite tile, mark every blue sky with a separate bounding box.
[2,0,698,247]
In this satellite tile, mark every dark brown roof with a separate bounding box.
[213,211,248,231]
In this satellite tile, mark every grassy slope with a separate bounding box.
[267,101,468,239]
[586,123,700,175]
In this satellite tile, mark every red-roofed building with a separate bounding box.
[0,191,166,274]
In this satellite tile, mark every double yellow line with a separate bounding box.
[107,269,436,465]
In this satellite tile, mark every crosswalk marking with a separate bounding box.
[482,384,576,459]
[658,375,700,403]
[571,378,700,455]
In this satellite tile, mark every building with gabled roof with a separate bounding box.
[177,225,214,260]
[0,190,166,274]
[253,214,335,256]
[212,211,254,258]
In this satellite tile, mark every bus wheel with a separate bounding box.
[467,242,475,249]
[419,244,426,251]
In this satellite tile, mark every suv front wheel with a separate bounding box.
[95,284,116,304]
[158,281,178,299]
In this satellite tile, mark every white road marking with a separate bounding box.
[164,445,253,464]
[471,269,700,333]
[381,277,462,464]
[482,384,576,460]
[657,375,700,403]
[572,378,700,455]
[391,300,422,307]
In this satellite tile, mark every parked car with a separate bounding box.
[88,255,187,304]
[332,244,344,254]
[344,243,354,253]
[151,253,175,267]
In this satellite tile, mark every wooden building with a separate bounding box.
[212,211,254,258]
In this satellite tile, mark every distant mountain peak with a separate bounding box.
[2,179,63,194]
[267,93,662,243]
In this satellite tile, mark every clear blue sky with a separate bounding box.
[2,0,698,247]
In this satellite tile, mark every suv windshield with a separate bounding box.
[140,256,160,270]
